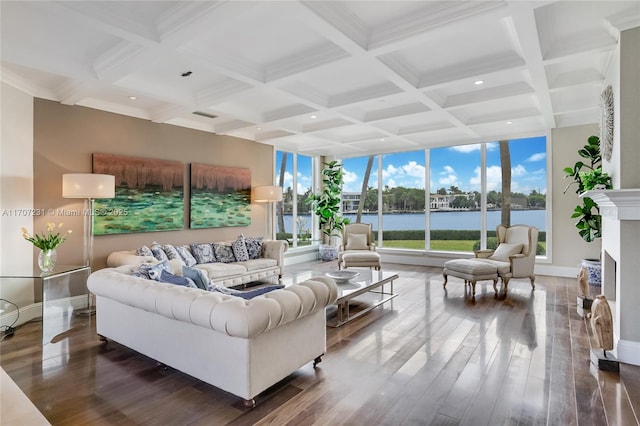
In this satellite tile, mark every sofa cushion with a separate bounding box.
[190,243,215,264]
[345,233,368,250]
[162,244,185,264]
[231,237,250,261]
[150,243,169,262]
[489,243,523,261]
[136,245,154,257]
[213,243,236,263]
[132,260,170,280]
[195,262,247,279]
[183,265,209,290]
[244,236,264,259]
[236,258,278,272]
[175,245,197,267]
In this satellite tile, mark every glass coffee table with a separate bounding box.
[281,269,398,327]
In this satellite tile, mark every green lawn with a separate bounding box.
[380,240,547,254]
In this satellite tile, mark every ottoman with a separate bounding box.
[339,251,381,270]
[443,259,498,297]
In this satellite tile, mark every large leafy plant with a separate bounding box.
[307,160,350,243]
[563,135,612,242]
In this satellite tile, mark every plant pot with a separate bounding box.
[581,258,601,286]
[319,244,339,261]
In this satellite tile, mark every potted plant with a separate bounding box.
[307,160,350,261]
[563,135,613,285]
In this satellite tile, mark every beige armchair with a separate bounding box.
[337,222,381,270]
[474,224,538,292]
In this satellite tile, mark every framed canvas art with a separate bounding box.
[92,153,184,235]
[190,163,251,228]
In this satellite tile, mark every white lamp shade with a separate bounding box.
[253,185,283,202]
[63,173,115,199]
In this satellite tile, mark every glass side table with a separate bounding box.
[0,265,91,344]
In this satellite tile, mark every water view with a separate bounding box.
[282,210,547,234]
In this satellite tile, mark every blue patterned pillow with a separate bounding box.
[213,243,236,263]
[231,237,249,261]
[244,236,264,260]
[175,245,197,267]
[157,270,197,288]
[189,243,215,264]
[183,266,209,290]
[162,244,183,262]
[150,243,169,262]
[136,245,154,257]
[132,261,170,280]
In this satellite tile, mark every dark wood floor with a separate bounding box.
[2,261,639,425]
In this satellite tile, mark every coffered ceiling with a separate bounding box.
[2,1,639,157]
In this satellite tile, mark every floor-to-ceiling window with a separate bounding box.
[341,155,379,242]
[380,150,426,249]
[275,151,293,242]
[429,145,481,252]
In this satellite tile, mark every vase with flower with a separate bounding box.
[22,222,72,272]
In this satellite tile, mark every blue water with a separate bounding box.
[282,210,546,233]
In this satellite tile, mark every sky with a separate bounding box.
[277,135,547,195]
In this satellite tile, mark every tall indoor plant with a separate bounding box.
[563,135,612,284]
[307,160,350,260]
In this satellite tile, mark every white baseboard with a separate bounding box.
[616,339,640,366]
[1,295,88,329]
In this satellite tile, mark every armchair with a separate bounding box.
[337,222,381,270]
[475,224,538,292]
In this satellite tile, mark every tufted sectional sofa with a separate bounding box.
[106,239,288,288]
[88,265,338,406]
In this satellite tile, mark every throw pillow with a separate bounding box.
[157,270,197,288]
[150,243,169,262]
[131,260,170,280]
[190,243,215,264]
[183,265,209,290]
[244,236,264,259]
[162,244,183,263]
[175,245,197,267]
[209,284,284,299]
[231,236,250,261]
[346,234,368,250]
[135,245,154,257]
[490,243,524,261]
[213,243,236,263]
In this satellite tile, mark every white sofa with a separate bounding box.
[87,266,338,406]
[106,240,288,288]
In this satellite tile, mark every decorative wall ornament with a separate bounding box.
[92,153,184,235]
[599,84,614,161]
[190,163,251,228]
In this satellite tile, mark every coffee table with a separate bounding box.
[280,269,398,327]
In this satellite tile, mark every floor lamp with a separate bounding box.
[62,173,115,315]
[253,186,283,240]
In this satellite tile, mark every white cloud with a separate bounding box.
[386,178,397,188]
[512,164,527,176]
[442,165,455,174]
[471,165,502,191]
[402,161,425,178]
[527,152,546,162]
[450,144,481,153]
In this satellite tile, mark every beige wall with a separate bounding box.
[33,99,274,270]
[550,124,602,269]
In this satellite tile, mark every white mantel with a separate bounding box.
[581,189,640,220]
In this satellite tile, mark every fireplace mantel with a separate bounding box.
[581,189,640,220]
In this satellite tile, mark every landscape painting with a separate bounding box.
[190,163,251,228]
[92,153,184,235]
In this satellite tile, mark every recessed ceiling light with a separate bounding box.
[380,138,385,142]
[506,121,513,125]
[474,80,484,85]
[128,96,137,100]
[310,115,317,119]
[257,127,262,130]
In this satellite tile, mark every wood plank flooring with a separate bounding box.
[1,261,639,425]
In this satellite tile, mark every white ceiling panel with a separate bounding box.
[2,0,636,158]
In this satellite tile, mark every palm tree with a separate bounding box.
[499,140,511,226]
[356,155,375,222]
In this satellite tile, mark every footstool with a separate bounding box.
[443,259,498,297]
[339,251,381,270]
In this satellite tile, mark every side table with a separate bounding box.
[1,265,90,344]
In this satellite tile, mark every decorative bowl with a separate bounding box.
[325,270,360,283]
